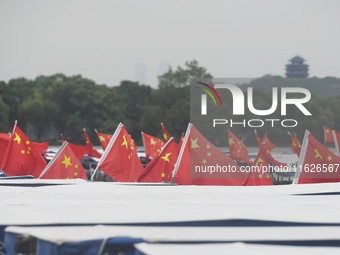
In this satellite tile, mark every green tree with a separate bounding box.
[158,60,212,88]
[18,91,59,139]
[0,95,9,131]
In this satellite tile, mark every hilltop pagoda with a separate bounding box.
[285,56,309,78]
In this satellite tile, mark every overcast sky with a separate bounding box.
[0,0,339,87]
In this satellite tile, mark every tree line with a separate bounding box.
[0,60,339,146]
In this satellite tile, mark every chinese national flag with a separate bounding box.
[255,131,276,152]
[65,142,88,159]
[94,123,144,182]
[324,127,334,143]
[83,129,102,158]
[1,123,47,177]
[138,138,178,182]
[173,124,247,185]
[289,133,302,156]
[0,133,10,167]
[40,142,88,180]
[228,130,252,164]
[60,133,88,159]
[95,130,112,150]
[244,143,279,186]
[161,122,171,142]
[142,132,165,159]
[294,131,340,184]
[33,141,49,156]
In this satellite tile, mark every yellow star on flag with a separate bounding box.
[14,133,21,144]
[26,140,30,145]
[161,152,171,163]
[228,137,234,145]
[62,155,72,169]
[327,155,333,161]
[99,135,105,142]
[191,138,200,149]
[121,134,128,149]
[161,172,165,178]
[150,138,156,146]
[314,149,323,161]
[255,157,264,166]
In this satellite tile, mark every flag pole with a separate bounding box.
[141,131,146,158]
[292,130,309,184]
[39,142,67,178]
[171,123,192,184]
[90,123,123,181]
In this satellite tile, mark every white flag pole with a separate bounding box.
[90,123,123,181]
[292,130,310,184]
[141,131,146,157]
[171,123,192,183]
[39,142,68,178]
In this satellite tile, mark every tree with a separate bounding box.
[0,95,9,132]
[158,60,212,88]
[18,91,59,140]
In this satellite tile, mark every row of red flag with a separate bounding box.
[1,121,340,186]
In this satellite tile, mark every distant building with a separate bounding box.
[134,62,147,84]
[285,56,309,78]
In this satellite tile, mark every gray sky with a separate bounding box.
[0,0,339,87]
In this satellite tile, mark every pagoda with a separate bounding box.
[285,56,309,78]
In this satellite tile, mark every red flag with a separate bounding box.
[294,131,340,184]
[63,141,88,159]
[40,142,88,180]
[178,132,185,148]
[262,133,276,152]
[33,141,49,156]
[173,124,247,185]
[142,132,165,159]
[161,122,171,142]
[324,126,334,143]
[92,123,144,182]
[255,130,262,148]
[244,143,282,186]
[138,138,178,183]
[255,130,276,152]
[95,130,112,150]
[1,123,47,177]
[227,130,252,164]
[61,133,98,159]
[289,132,302,156]
[83,129,102,158]
[0,133,10,167]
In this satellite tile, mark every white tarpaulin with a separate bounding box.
[1,181,340,254]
